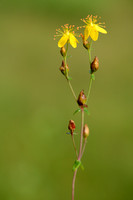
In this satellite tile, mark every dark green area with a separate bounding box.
[0,0,133,200]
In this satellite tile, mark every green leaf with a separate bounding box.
[84,108,90,116]
[80,163,84,171]
[66,132,71,135]
[72,160,81,171]
[73,108,81,115]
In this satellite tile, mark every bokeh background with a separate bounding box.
[0,0,133,200]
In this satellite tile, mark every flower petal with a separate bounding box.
[58,34,68,48]
[90,28,99,41]
[69,33,79,48]
[84,25,91,41]
[95,25,107,34]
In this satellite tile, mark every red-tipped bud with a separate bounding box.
[91,56,99,73]
[77,90,87,106]
[80,33,90,50]
[68,120,76,134]
[60,47,66,57]
[83,124,89,138]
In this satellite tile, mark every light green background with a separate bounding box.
[0,0,133,200]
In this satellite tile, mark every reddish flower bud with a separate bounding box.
[60,47,66,57]
[91,56,99,73]
[77,90,87,106]
[68,120,76,134]
[83,124,89,138]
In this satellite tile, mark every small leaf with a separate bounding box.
[72,160,81,171]
[80,163,84,171]
[84,108,90,116]
[91,74,95,80]
[73,132,77,135]
[73,108,81,115]
[66,132,71,135]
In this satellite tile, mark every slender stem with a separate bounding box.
[86,40,93,104]
[78,109,84,160]
[81,138,87,159]
[68,80,77,102]
[72,169,78,200]
[72,135,78,158]
[63,43,77,102]
[86,76,93,103]
[88,39,92,66]
[72,109,84,200]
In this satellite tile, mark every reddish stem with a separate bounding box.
[72,109,84,200]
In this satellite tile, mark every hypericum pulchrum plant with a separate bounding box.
[54,14,107,200]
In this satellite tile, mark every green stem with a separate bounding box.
[64,42,77,102]
[78,109,84,160]
[72,135,78,159]
[81,138,87,159]
[86,76,93,103]
[67,80,77,102]
[88,39,92,66]
[87,40,93,104]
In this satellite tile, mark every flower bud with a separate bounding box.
[83,124,89,138]
[77,90,87,106]
[91,56,99,73]
[68,120,76,134]
[80,33,90,50]
[60,47,66,57]
[83,40,90,50]
[59,60,69,76]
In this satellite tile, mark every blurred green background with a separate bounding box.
[0,0,133,200]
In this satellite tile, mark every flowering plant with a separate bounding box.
[54,15,107,200]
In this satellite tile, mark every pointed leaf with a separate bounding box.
[80,163,84,170]
[72,160,81,171]
[73,108,81,115]
[84,108,90,116]
[66,132,71,135]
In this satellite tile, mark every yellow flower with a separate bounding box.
[54,24,79,48]
[81,15,107,41]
